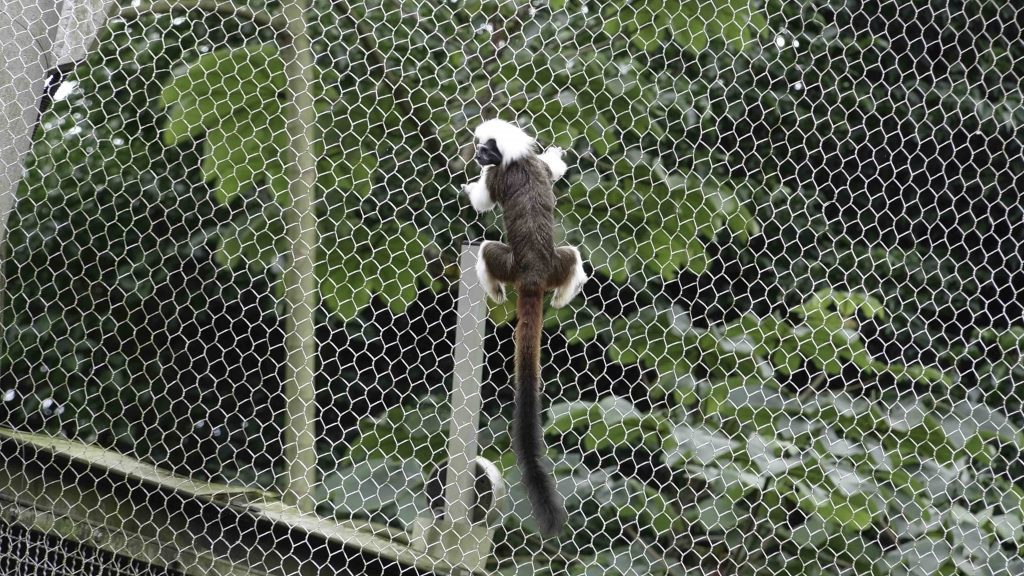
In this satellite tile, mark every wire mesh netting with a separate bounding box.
[2,0,1024,574]
[0,522,184,576]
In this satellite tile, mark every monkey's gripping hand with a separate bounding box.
[539,146,568,181]
[463,166,496,213]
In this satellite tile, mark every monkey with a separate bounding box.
[462,118,587,537]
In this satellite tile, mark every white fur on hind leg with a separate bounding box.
[551,247,587,309]
[539,146,568,181]
[477,241,506,304]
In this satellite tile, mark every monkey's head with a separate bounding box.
[473,119,535,167]
[475,139,503,166]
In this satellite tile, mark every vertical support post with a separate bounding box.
[411,241,500,572]
[279,0,318,513]
[0,0,62,316]
[444,241,487,525]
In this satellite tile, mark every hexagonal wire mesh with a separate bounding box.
[2,0,1024,574]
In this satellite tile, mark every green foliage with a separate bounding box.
[345,395,451,465]
[161,43,287,148]
[5,0,1024,574]
[319,458,424,525]
[155,0,767,325]
[1,10,286,483]
[610,0,767,53]
[159,42,433,318]
[542,385,1024,573]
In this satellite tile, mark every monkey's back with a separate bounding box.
[488,157,557,288]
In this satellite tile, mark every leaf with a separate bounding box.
[161,42,285,107]
[584,115,616,156]
[682,462,763,505]
[746,434,810,480]
[160,43,285,145]
[873,362,950,385]
[324,150,379,200]
[794,481,880,532]
[715,381,793,431]
[814,391,888,439]
[214,208,289,270]
[790,513,829,548]
[885,537,953,576]
[616,479,683,536]
[346,395,450,465]
[602,307,692,370]
[582,396,672,452]
[637,227,686,279]
[704,181,759,240]
[318,221,371,318]
[633,23,661,52]
[376,224,428,313]
[564,306,605,344]
[794,289,887,321]
[202,103,287,204]
[323,458,423,515]
[487,297,517,326]
[320,266,373,320]
[547,401,600,435]
[693,496,741,531]
[937,399,1024,463]
[682,237,710,275]
[652,365,699,405]
[665,424,737,468]
[710,0,762,52]
[883,396,956,465]
[316,218,430,319]
[988,513,1024,545]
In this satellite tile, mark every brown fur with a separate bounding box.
[480,154,574,537]
[482,156,571,289]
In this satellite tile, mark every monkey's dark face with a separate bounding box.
[475,139,502,166]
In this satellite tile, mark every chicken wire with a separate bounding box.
[2,0,1024,575]
[0,522,183,576]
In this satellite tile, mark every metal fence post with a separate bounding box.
[444,241,487,526]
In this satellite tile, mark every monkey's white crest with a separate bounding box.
[475,119,536,165]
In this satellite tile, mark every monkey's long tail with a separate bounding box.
[513,285,568,538]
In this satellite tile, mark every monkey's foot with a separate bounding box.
[476,243,507,304]
[551,248,587,308]
[481,281,506,304]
